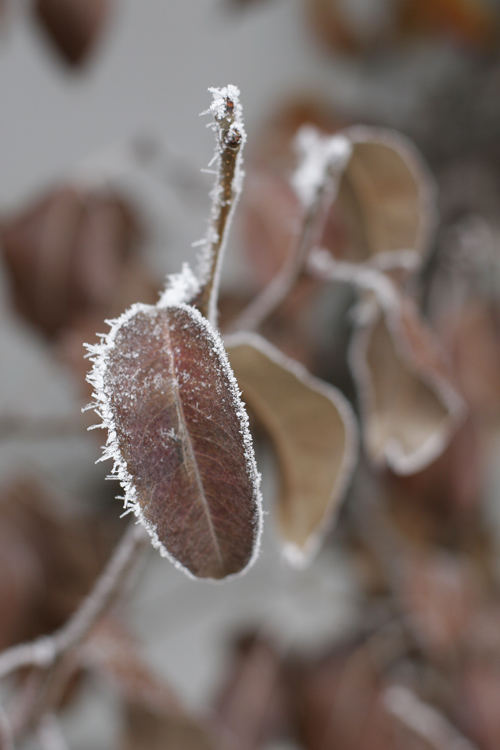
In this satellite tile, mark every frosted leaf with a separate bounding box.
[86,302,262,580]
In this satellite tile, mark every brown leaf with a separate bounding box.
[1,186,155,339]
[291,646,402,750]
[227,333,357,565]
[321,128,436,274]
[0,478,115,649]
[213,633,288,750]
[88,304,262,580]
[459,660,500,750]
[350,298,465,474]
[33,0,110,66]
[401,552,481,658]
[123,705,217,750]
[306,0,498,53]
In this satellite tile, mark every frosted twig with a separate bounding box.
[230,128,351,332]
[307,248,401,311]
[0,523,146,734]
[384,685,478,750]
[194,85,246,325]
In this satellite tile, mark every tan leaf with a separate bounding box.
[350,298,465,474]
[88,304,262,580]
[322,127,436,274]
[227,333,357,565]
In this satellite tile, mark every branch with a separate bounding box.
[307,248,401,311]
[194,85,246,325]
[230,128,351,332]
[384,685,478,750]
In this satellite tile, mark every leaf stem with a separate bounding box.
[195,85,246,326]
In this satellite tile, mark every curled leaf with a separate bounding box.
[227,333,357,566]
[350,298,465,474]
[88,303,262,580]
[322,127,436,273]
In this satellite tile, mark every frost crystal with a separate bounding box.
[158,263,200,308]
[292,126,352,208]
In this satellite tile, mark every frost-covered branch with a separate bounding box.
[194,85,246,325]
[307,248,400,311]
[231,127,351,332]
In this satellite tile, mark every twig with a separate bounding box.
[194,85,246,325]
[384,684,478,750]
[307,249,401,312]
[0,523,145,683]
[230,129,351,332]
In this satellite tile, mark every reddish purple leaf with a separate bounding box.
[88,303,262,580]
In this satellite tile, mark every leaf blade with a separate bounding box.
[227,334,357,565]
[88,303,262,580]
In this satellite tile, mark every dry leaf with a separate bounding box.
[227,333,357,565]
[33,0,110,66]
[0,478,115,649]
[123,705,217,750]
[321,127,436,274]
[291,646,399,750]
[401,552,480,658]
[1,185,154,339]
[213,633,287,750]
[350,298,465,474]
[306,0,497,53]
[88,304,262,580]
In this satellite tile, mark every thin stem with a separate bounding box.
[195,85,246,326]
[0,523,145,682]
[230,137,349,332]
[384,685,478,750]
